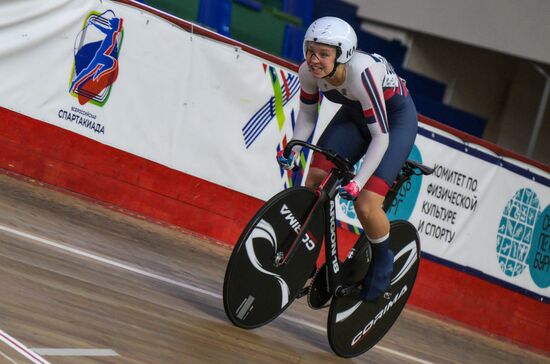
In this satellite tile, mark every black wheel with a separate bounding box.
[223,187,325,329]
[327,220,420,357]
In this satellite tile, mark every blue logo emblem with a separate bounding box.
[527,204,550,288]
[339,144,423,221]
[496,188,541,277]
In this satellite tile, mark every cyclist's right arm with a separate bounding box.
[290,63,319,149]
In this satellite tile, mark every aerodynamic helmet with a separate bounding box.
[303,16,357,63]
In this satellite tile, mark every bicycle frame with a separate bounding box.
[274,140,355,295]
[274,168,349,293]
[276,140,433,297]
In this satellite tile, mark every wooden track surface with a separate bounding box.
[0,172,548,364]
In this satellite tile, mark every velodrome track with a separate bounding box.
[0,171,548,364]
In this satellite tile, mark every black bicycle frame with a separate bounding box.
[276,140,433,296]
[275,140,354,293]
[274,166,348,292]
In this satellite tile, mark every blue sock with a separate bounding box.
[360,236,394,301]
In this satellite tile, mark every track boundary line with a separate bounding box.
[0,329,50,364]
[0,224,434,364]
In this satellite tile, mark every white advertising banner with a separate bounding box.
[413,126,549,300]
[333,120,550,300]
[0,0,299,198]
[0,0,548,300]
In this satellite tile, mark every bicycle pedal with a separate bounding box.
[341,242,371,285]
[307,264,331,309]
[335,285,361,298]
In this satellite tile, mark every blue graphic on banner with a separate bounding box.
[339,144,423,221]
[242,68,299,148]
[69,10,124,106]
[496,189,541,278]
[527,204,550,288]
[387,145,423,221]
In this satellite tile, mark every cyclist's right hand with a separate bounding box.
[277,149,297,170]
[339,180,361,200]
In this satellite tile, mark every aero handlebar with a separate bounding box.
[283,140,355,175]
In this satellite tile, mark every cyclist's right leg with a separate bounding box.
[306,105,367,189]
[305,167,326,188]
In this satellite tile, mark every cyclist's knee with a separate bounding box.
[354,203,377,224]
[354,191,384,219]
[305,167,327,188]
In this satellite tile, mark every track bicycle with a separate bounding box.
[223,140,433,357]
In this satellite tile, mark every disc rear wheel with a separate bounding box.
[327,220,420,357]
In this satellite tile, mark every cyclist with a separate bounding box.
[277,16,418,301]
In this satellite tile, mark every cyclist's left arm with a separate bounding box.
[351,62,390,188]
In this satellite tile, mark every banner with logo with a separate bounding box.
[0,0,548,300]
[416,127,549,298]
[0,0,301,199]
[315,100,549,300]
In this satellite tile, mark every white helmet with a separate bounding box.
[303,17,357,63]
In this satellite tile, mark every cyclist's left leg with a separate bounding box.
[357,94,418,301]
[354,188,393,301]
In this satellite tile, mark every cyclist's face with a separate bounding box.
[305,42,337,78]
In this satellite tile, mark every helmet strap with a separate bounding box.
[324,47,341,79]
[324,61,340,79]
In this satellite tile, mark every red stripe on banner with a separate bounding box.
[0,107,262,244]
[0,106,548,353]
[418,114,549,173]
[409,258,549,352]
[279,70,291,100]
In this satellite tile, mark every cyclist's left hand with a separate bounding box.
[339,179,361,200]
[277,149,297,170]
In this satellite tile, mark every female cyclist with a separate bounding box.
[277,16,418,301]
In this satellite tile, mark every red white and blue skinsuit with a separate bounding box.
[293,51,418,195]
